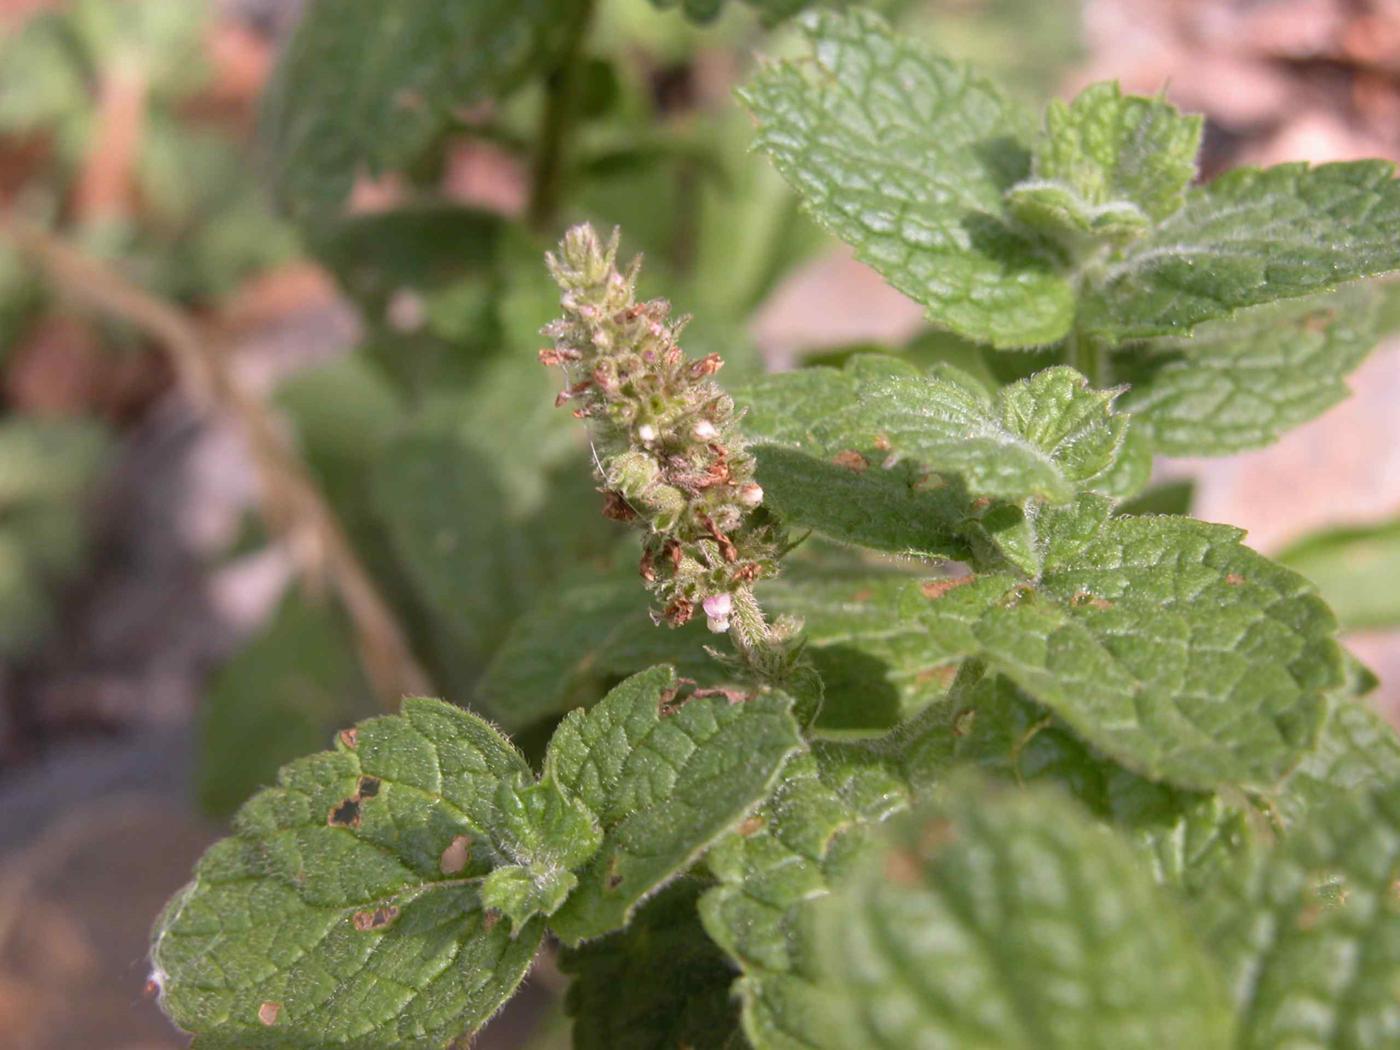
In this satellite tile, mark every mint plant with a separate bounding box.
[150,5,1400,1048]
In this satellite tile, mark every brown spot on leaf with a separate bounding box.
[915,664,959,688]
[850,588,874,602]
[338,727,358,749]
[1070,591,1114,610]
[258,1001,281,1026]
[352,905,401,931]
[328,797,361,828]
[952,709,976,737]
[913,472,946,492]
[482,909,501,932]
[873,434,892,452]
[738,815,766,837]
[970,496,993,512]
[883,849,922,887]
[832,449,868,472]
[607,873,625,890]
[356,776,381,798]
[921,576,974,600]
[440,834,472,875]
[1225,573,1246,586]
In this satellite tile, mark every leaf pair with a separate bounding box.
[743,9,1400,456]
[151,667,801,1045]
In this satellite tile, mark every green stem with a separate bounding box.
[528,0,595,232]
[1064,324,1109,388]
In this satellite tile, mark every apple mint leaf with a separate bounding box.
[544,666,802,944]
[737,357,1130,509]
[1278,516,1400,630]
[561,879,743,1050]
[917,515,1339,789]
[474,572,718,732]
[262,0,580,225]
[1083,160,1400,341]
[812,778,1233,1050]
[479,565,962,735]
[150,698,598,1046]
[1198,780,1400,1050]
[1117,285,1383,455]
[1274,680,1400,827]
[1007,82,1201,246]
[699,745,911,1049]
[759,572,968,730]
[939,671,1252,895]
[740,8,1074,349]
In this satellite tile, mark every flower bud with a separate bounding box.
[737,483,764,508]
[692,419,719,442]
[638,423,657,443]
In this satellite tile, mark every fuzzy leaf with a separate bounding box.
[938,672,1253,894]
[474,572,718,732]
[152,698,601,1047]
[1275,687,1400,826]
[1083,160,1400,341]
[737,357,1130,510]
[1117,285,1383,455]
[1278,517,1400,630]
[262,0,580,224]
[813,779,1233,1050]
[544,666,802,944]
[1198,781,1400,1050]
[699,745,911,1049]
[759,571,968,730]
[1007,82,1201,243]
[918,515,1339,789]
[561,879,743,1050]
[741,8,1073,348]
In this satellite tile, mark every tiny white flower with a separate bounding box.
[738,483,764,507]
[703,592,733,632]
[692,419,719,441]
[638,423,657,443]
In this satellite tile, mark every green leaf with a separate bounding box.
[197,593,377,818]
[1116,477,1195,517]
[698,744,911,1049]
[1278,516,1400,630]
[812,778,1233,1050]
[738,357,1131,508]
[759,571,967,730]
[1275,685,1400,827]
[308,205,504,316]
[544,666,802,944]
[741,8,1073,349]
[1083,160,1400,341]
[261,0,581,224]
[372,352,617,670]
[152,697,600,1046]
[561,879,743,1050]
[1117,285,1383,455]
[918,515,1339,789]
[474,571,718,732]
[1197,780,1400,1050]
[1007,82,1201,245]
[936,671,1253,894]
